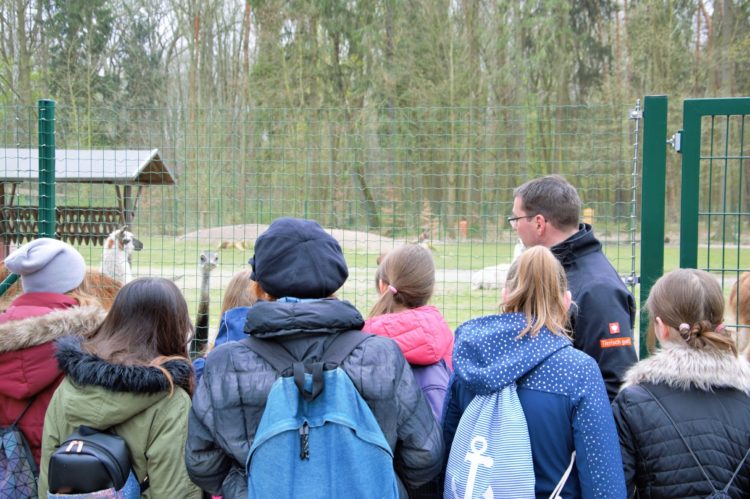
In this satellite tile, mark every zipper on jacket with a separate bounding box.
[299,422,310,460]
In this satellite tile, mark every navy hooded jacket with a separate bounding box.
[443,312,626,499]
[551,224,638,401]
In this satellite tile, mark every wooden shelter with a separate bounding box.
[0,148,175,255]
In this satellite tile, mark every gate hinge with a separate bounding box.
[667,130,682,153]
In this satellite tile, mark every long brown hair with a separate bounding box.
[647,268,735,355]
[368,244,435,317]
[220,269,257,316]
[502,246,570,338]
[85,277,194,394]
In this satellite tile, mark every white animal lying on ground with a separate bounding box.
[470,240,524,290]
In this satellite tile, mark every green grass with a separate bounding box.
[65,237,750,339]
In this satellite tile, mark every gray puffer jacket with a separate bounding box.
[185,298,444,498]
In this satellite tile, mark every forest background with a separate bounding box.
[1,1,749,228]
[0,0,749,332]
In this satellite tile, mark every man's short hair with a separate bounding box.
[514,175,581,230]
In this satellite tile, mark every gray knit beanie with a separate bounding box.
[5,238,86,294]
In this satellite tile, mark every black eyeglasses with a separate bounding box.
[506,214,536,227]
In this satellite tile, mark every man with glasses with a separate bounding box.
[510,175,637,401]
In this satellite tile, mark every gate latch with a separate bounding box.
[667,131,682,153]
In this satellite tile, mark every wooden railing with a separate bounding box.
[0,206,124,246]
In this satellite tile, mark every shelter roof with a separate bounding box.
[0,148,174,185]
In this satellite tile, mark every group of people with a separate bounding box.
[0,174,748,498]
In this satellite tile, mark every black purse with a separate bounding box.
[48,425,147,495]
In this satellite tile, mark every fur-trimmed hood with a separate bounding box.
[0,305,105,353]
[622,341,750,394]
[55,335,193,395]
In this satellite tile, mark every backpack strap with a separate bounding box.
[12,397,36,426]
[320,330,373,366]
[245,331,372,402]
[549,451,576,499]
[244,336,298,374]
[640,385,750,495]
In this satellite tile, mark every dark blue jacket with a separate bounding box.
[551,224,638,401]
[443,312,626,499]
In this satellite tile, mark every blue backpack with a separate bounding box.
[245,331,399,499]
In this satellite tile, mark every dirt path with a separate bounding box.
[180,224,408,253]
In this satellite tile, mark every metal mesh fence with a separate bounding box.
[689,110,750,352]
[0,103,638,352]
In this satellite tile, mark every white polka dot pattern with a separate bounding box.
[450,312,627,499]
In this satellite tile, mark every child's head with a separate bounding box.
[729,273,750,323]
[221,269,257,315]
[249,217,348,299]
[86,277,194,365]
[502,245,571,337]
[647,268,734,354]
[728,272,750,356]
[5,237,86,294]
[369,244,434,317]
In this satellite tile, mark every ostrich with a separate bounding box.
[101,227,143,283]
[192,250,219,357]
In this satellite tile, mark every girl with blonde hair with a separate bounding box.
[443,245,625,498]
[612,268,750,498]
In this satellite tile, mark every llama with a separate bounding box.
[192,250,219,357]
[101,227,143,283]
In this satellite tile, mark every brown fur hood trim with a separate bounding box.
[0,305,105,353]
[622,341,750,394]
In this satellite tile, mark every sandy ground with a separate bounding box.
[179,224,409,253]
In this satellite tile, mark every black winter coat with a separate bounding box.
[185,299,444,498]
[612,342,750,498]
[552,224,638,400]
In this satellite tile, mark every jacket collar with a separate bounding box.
[7,292,79,309]
[244,298,364,339]
[550,223,600,266]
[622,341,750,394]
[55,336,193,394]
[0,305,105,353]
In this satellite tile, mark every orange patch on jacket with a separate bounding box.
[600,337,632,349]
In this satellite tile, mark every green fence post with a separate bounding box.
[38,99,56,238]
[638,95,668,359]
[680,100,700,269]
[0,99,56,297]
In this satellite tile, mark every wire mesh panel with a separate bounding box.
[679,98,750,353]
[0,103,637,355]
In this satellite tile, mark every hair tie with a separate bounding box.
[388,285,398,295]
[715,323,726,334]
[678,323,690,333]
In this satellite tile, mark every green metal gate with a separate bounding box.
[640,96,750,357]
